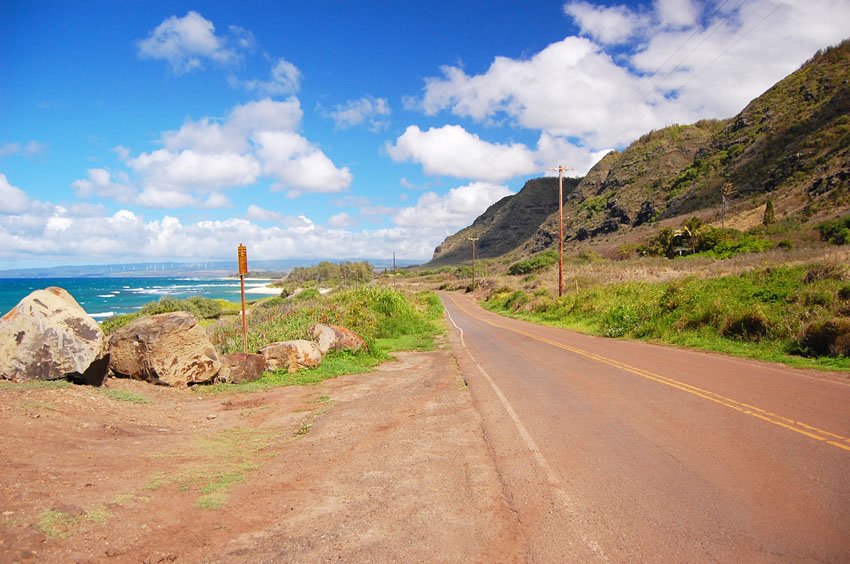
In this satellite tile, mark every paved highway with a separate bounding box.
[441,291,850,562]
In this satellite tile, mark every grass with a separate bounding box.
[103,389,150,404]
[199,287,444,394]
[484,260,850,371]
[37,507,112,538]
[144,427,275,510]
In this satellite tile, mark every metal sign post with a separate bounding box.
[237,243,248,353]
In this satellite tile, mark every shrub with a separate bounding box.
[838,285,850,301]
[792,288,835,307]
[601,304,641,337]
[508,250,557,275]
[722,307,771,342]
[799,318,850,357]
[139,296,223,319]
[100,312,142,335]
[803,262,847,283]
[817,214,850,245]
[503,290,530,311]
[777,239,793,250]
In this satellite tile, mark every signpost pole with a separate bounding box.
[237,243,248,354]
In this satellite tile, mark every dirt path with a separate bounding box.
[0,347,519,562]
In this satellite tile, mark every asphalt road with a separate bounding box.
[441,291,850,562]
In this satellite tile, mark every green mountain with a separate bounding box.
[428,39,850,265]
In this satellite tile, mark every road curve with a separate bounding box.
[441,291,850,562]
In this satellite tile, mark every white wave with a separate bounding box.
[89,311,115,319]
[97,294,115,298]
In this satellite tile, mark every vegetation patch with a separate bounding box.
[508,250,557,275]
[103,389,150,404]
[484,261,850,370]
[817,214,850,245]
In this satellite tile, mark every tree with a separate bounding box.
[763,197,776,225]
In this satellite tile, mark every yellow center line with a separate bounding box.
[446,294,850,454]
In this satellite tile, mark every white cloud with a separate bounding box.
[328,212,356,228]
[655,0,700,27]
[129,149,261,191]
[0,141,45,158]
[414,0,850,149]
[255,131,352,192]
[246,204,285,222]
[0,174,30,214]
[393,182,513,229]
[77,97,345,207]
[386,125,609,181]
[323,96,391,131]
[137,188,200,209]
[232,57,302,95]
[386,125,538,182]
[564,1,647,44]
[72,168,135,201]
[137,11,244,73]
[0,185,475,264]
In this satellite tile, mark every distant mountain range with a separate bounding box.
[429,39,850,265]
[0,258,419,279]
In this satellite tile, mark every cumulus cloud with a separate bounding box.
[137,11,248,73]
[74,97,349,207]
[386,125,538,182]
[72,168,135,201]
[655,0,700,27]
[386,124,609,181]
[0,174,30,214]
[323,96,391,131]
[232,57,302,95]
[564,1,647,44]
[255,131,352,193]
[393,182,513,228]
[129,149,261,191]
[413,0,850,148]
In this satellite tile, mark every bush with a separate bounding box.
[722,307,771,342]
[799,318,850,357]
[792,288,835,307]
[803,262,847,283]
[817,214,850,245]
[508,251,557,275]
[601,304,641,337]
[838,285,850,301]
[139,296,223,319]
[100,312,142,335]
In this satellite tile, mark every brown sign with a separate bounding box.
[237,244,248,276]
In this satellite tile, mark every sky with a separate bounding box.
[1,0,849,268]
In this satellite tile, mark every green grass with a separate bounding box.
[200,287,445,394]
[103,389,150,404]
[145,427,275,510]
[37,507,112,538]
[484,261,850,371]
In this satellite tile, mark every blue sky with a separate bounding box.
[1,0,848,268]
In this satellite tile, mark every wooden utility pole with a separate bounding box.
[468,237,479,288]
[237,243,249,353]
[546,165,574,297]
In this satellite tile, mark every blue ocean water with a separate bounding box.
[0,277,276,320]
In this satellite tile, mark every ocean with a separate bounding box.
[0,277,279,320]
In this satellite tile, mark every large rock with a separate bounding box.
[308,323,367,355]
[0,287,109,385]
[259,340,322,373]
[217,352,266,384]
[108,312,221,386]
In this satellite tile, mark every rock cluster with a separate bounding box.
[1,288,368,389]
